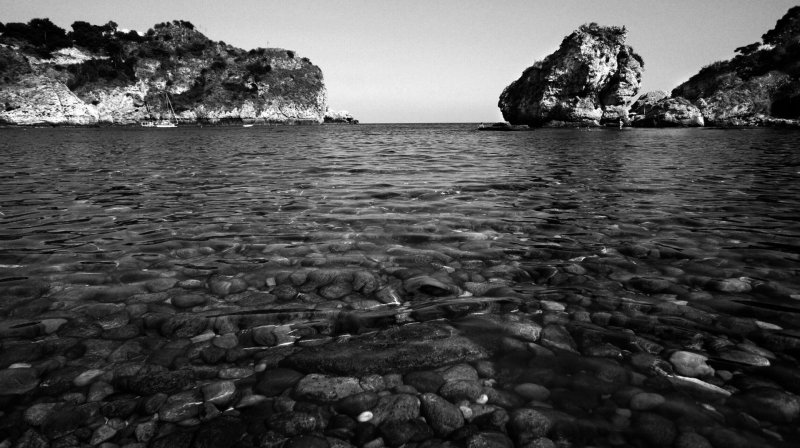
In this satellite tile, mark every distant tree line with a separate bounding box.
[0,18,144,58]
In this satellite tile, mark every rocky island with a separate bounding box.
[500,6,800,128]
[0,19,356,126]
[498,23,644,128]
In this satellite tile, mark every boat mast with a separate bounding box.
[164,92,177,122]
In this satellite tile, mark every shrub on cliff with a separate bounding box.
[763,6,800,45]
[1,18,71,57]
[675,5,800,96]
[1,18,330,124]
[66,56,137,91]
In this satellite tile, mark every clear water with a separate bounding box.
[1,124,799,446]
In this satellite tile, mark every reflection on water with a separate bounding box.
[0,125,799,447]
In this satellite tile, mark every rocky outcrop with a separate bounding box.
[671,6,800,126]
[0,19,343,125]
[630,91,704,127]
[324,108,358,124]
[498,23,643,127]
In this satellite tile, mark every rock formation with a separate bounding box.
[671,6,800,127]
[0,19,351,125]
[498,23,643,127]
[324,108,359,124]
[630,91,704,127]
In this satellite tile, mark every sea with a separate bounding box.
[0,124,799,447]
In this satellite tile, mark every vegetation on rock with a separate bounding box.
[0,18,333,125]
[672,6,800,125]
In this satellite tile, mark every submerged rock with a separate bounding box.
[0,367,40,395]
[420,392,465,437]
[283,322,490,375]
[294,373,365,402]
[729,387,800,423]
[499,23,643,127]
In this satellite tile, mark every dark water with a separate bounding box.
[1,124,799,447]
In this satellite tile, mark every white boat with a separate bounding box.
[155,120,177,128]
[242,124,254,128]
[141,92,179,128]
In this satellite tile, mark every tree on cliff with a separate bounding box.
[1,18,71,57]
[762,5,800,45]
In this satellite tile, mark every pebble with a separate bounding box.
[404,370,445,393]
[729,387,800,423]
[87,381,114,402]
[24,402,60,426]
[218,367,253,379]
[716,349,770,367]
[159,390,203,422]
[419,393,465,437]
[514,383,551,402]
[202,380,238,407]
[466,431,514,448]
[268,411,324,436]
[0,368,40,395]
[171,293,208,308]
[40,318,68,334]
[336,391,379,416]
[439,380,484,402]
[540,300,565,312]
[120,368,192,396]
[540,324,577,353]
[294,373,365,402]
[634,412,676,447]
[674,432,713,448]
[505,321,543,342]
[90,423,118,445]
[370,393,420,426]
[41,404,95,439]
[666,375,731,400]
[441,364,479,382]
[357,411,374,422]
[160,314,208,338]
[509,408,553,445]
[711,278,752,293]
[255,368,304,397]
[630,392,666,411]
[669,351,714,378]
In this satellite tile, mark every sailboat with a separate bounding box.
[141,92,178,128]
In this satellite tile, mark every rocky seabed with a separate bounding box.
[1,222,799,448]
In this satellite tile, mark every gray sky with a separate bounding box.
[2,0,797,123]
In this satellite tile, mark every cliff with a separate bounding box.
[0,19,345,125]
[498,23,643,127]
[671,6,800,126]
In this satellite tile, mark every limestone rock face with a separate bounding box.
[324,108,359,124]
[631,93,704,127]
[1,75,100,125]
[671,6,800,127]
[0,20,332,125]
[499,23,643,127]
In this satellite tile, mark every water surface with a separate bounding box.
[1,125,799,447]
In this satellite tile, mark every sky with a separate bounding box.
[2,0,798,123]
